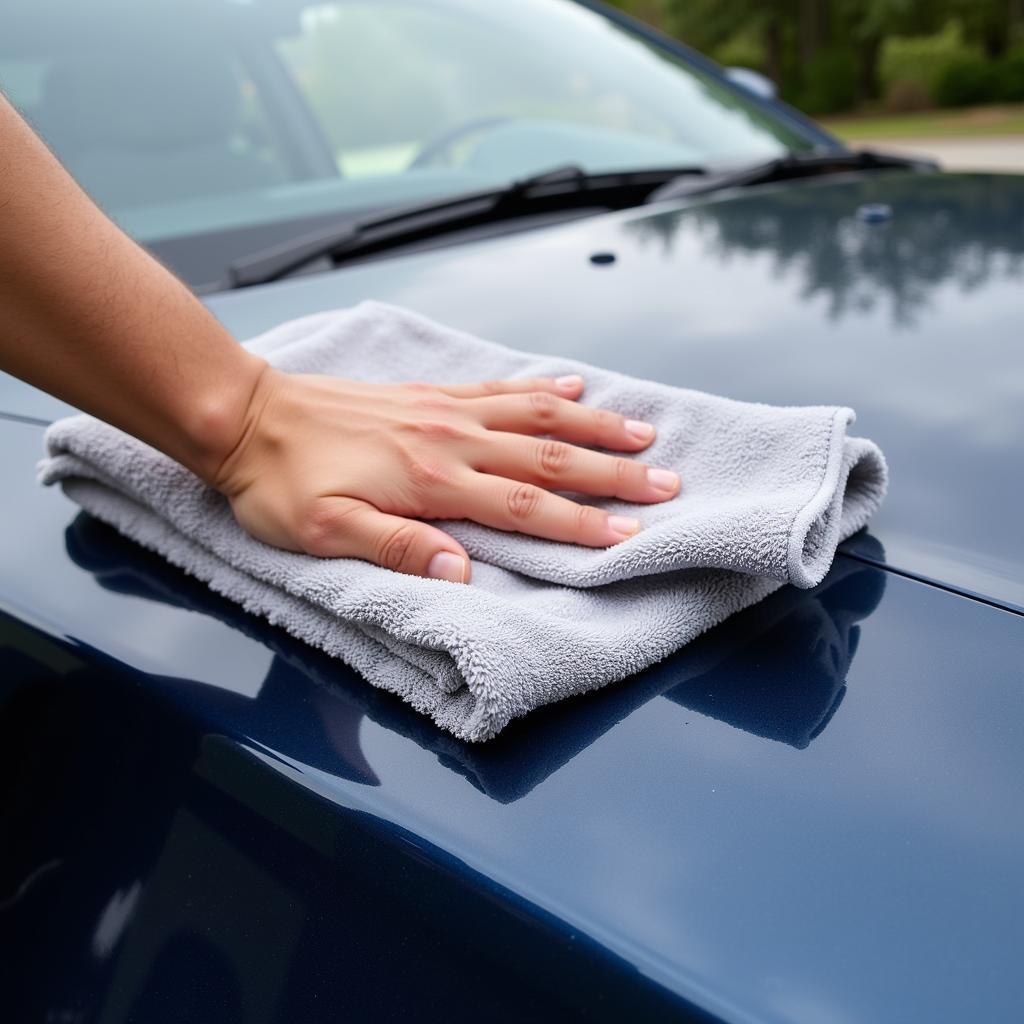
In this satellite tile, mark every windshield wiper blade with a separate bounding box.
[217,150,937,291]
[225,163,705,289]
[647,148,939,204]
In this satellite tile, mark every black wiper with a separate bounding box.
[225,163,704,289]
[647,148,938,204]
[223,150,932,290]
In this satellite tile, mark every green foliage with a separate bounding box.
[712,29,765,73]
[880,21,977,97]
[997,49,1024,101]
[659,0,773,60]
[879,23,1024,108]
[604,0,1024,115]
[796,50,859,114]
[934,55,1000,106]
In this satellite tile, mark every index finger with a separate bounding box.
[435,374,584,401]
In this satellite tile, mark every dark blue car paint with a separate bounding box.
[2,405,1023,1022]
[3,165,1024,1019]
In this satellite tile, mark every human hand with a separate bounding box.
[212,367,680,583]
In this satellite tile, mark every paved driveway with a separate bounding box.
[856,135,1024,173]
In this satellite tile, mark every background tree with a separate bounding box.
[603,0,1024,113]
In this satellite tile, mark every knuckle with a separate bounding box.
[407,418,465,441]
[613,457,633,487]
[595,408,620,434]
[574,502,600,536]
[480,379,505,395]
[377,523,419,572]
[413,394,458,412]
[537,439,571,477]
[299,499,357,553]
[506,483,542,521]
[527,390,558,421]
[403,453,452,489]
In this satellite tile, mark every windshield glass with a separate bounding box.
[1,0,817,285]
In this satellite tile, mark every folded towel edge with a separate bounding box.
[787,407,853,589]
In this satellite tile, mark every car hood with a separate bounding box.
[3,170,1024,1024]
[3,419,1023,1024]
[2,169,1022,609]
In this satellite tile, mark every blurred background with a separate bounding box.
[607,0,1024,171]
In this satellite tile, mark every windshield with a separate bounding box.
[1,0,818,286]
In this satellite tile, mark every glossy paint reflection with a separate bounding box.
[3,160,1024,1019]
[3,426,1024,1021]
[0,618,699,1023]
[64,514,885,802]
[3,514,888,1023]
[625,172,1024,326]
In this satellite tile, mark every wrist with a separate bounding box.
[179,349,272,486]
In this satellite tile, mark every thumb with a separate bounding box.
[300,497,471,583]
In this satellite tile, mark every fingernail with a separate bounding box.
[427,551,468,583]
[625,419,655,441]
[607,515,641,540]
[555,374,583,392]
[647,467,679,493]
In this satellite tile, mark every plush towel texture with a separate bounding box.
[39,301,888,741]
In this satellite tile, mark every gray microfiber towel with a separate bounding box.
[39,300,888,742]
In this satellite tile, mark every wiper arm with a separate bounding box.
[647,148,938,204]
[225,163,704,289]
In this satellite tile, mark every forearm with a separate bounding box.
[0,94,264,482]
